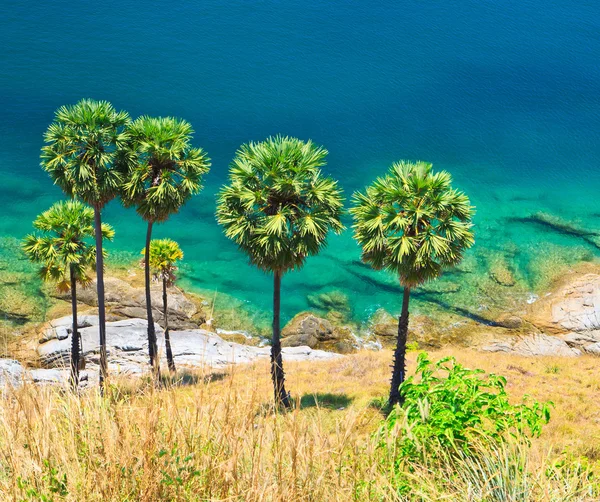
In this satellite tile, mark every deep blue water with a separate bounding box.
[1,1,600,328]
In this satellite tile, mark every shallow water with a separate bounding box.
[1,1,599,329]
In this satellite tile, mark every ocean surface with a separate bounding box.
[1,1,600,330]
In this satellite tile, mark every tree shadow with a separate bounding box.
[345,264,498,326]
[161,369,227,387]
[368,396,397,417]
[299,392,353,410]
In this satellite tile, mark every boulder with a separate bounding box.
[373,322,397,338]
[38,318,164,367]
[40,315,99,343]
[281,313,357,352]
[583,342,600,355]
[370,314,444,349]
[282,332,319,349]
[0,359,24,387]
[36,318,342,379]
[495,314,523,330]
[550,274,600,332]
[482,333,581,357]
[528,273,600,335]
[558,331,600,355]
[55,277,205,330]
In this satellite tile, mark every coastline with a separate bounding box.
[2,227,599,360]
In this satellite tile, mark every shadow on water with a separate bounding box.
[299,392,354,410]
[346,262,499,326]
[413,291,500,327]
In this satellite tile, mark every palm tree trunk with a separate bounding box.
[69,264,80,391]
[389,286,411,407]
[144,221,160,378]
[271,270,290,408]
[163,277,175,373]
[93,206,108,391]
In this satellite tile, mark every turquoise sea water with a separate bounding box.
[1,1,599,329]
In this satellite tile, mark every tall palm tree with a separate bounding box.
[350,161,474,407]
[216,136,344,408]
[22,200,114,389]
[141,239,183,373]
[41,99,129,389]
[121,116,210,376]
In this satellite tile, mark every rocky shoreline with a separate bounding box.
[2,266,600,387]
[1,317,341,387]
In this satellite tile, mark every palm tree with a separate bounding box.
[121,116,210,376]
[41,99,129,389]
[22,200,114,389]
[141,239,183,373]
[216,136,344,408]
[350,161,474,407]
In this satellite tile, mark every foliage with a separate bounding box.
[17,460,69,502]
[383,437,598,502]
[383,353,552,462]
[22,200,114,291]
[350,160,474,287]
[41,99,130,208]
[216,135,344,273]
[141,239,183,286]
[120,116,210,223]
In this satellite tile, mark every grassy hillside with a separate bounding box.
[1,349,599,501]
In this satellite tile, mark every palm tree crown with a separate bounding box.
[216,135,344,272]
[22,200,114,290]
[142,239,183,287]
[41,99,130,208]
[350,161,474,287]
[121,116,211,222]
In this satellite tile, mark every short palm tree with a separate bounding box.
[141,239,183,373]
[216,135,344,408]
[22,200,114,389]
[121,116,210,376]
[350,161,474,407]
[41,99,129,389]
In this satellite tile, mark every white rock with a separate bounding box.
[482,334,581,357]
[583,342,600,355]
[36,319,342,377]
[0,359,24,387]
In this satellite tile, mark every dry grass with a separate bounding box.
[1,349,599,501]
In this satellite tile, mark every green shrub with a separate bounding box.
[383,353,552,462]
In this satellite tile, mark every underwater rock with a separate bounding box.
[489,259,516,287]
[419,281,461,294]
[0,287,41,322]
[306,290,352,319]
[515,212,600,249]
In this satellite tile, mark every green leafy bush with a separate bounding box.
[383,353,552,462]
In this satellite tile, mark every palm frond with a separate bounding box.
[216,135,344,273]
[350,160,474,287]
